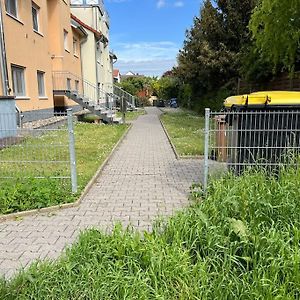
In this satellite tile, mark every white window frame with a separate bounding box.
[75,80,79,92]
[66,78,71,91]
[12,65,26,97]
[73,38,78,56]
[64,30,69,51]
[5,0,18,18]
[37,71,46,97]
[32,2,40,33]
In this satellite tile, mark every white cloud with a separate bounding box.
[174,1,184,7]
[116,59,177,77]
[113,41,179,76]
[114,41,179,62]
[157,0,166,9]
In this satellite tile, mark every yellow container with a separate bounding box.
[224,91,300,110]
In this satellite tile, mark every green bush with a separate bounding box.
[1,169,299,299]
[0,178,76,214]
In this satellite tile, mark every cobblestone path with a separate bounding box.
[0,107,203,278]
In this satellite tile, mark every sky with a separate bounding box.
[105,0,202,77]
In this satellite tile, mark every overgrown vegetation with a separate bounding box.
[161,110,205,156]
[0,122,128,214]
[1,168,299,299]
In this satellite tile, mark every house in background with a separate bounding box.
[121,71,145,82]
[113,69,121,83]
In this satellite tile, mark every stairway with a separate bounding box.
[52,71,122,124]
[113,84,137,111]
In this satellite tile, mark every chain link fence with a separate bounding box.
[204,108,300,190]
[0,109,77,193]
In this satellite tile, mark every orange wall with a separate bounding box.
[2,0,54,112]
[48,0,83,108]
[2,0,83,111]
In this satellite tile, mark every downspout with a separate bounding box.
[79,31,87,94]
[95,38,100,104]
[0,2,10,95]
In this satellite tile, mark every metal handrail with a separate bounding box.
[52,71,117,110]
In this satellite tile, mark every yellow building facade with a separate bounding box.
[0,0,85,117]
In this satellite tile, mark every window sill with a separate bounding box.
[39,97,48,100]
[65,49,70,53]
[6,13,24,25]
[34,30,44,37]
[74,54,79,58]
[15,96,30,100]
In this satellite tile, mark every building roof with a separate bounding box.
[113,69,120,77]
[71,14,103,40]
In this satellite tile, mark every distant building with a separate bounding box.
[121,71,145,82]
[113,69,121,83]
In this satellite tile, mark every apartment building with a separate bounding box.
[0,0,120,124]
[70,0,115,103]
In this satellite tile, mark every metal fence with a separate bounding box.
[204,108,300,190]
[0,109,77,193]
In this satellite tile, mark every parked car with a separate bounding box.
[157,99,165,107]
[169,98,178,108]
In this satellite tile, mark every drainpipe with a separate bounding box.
[95,39,100,104]
[0,2,10,95]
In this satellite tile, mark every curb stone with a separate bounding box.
[0,124,133,223]
[159,114,204,160]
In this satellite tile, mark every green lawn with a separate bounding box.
[117,109,145,121]
[160,110,205,156]
[0,122,128,215]
[1,168,299,299]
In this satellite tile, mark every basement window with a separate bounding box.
[37,71,45,97]
[12,65,26,97]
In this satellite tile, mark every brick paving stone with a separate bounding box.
[0,107,211,278]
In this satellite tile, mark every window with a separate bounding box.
[12,65,26,97]
[5,0,17,18]
[66,78,71,90]
[37,71,45,97]
[73,38,78,56]
[64,30,69,51]
[75,80,79,92]
[32,3,40,32]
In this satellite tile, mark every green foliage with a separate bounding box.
[0,123,128,215]
[1,169,299,299]
[117,76,154,98]
[0,178,75,214]
[175,0,256,110]
[161,110,205,156]
[152,76,179,100]
[250,0,300,71]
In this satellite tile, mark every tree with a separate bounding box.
[175,0,256,111]
[250,0,300,71]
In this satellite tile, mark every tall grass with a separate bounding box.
[1,169,299,299]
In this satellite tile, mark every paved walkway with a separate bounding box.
[0,107,203,278]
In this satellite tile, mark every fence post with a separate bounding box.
[67,108,77,193]
[204,108,210,192]
[121,96,126,124]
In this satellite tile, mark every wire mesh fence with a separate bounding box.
[204,108,300,190]
[0,109,77,193]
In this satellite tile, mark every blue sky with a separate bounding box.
[106,0,202,77]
